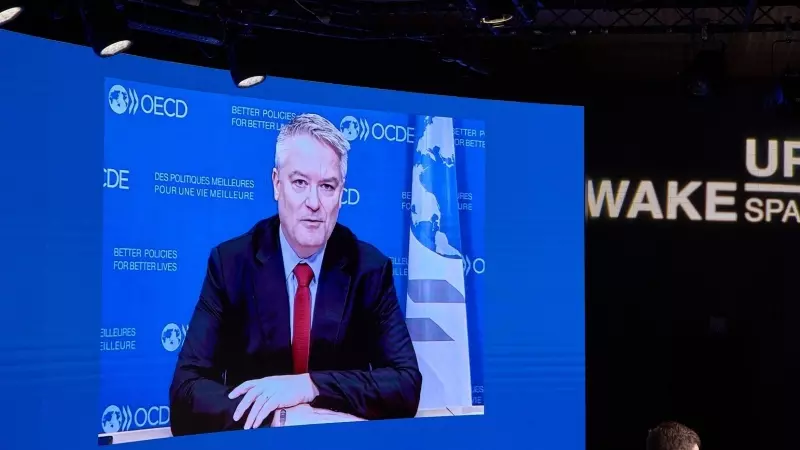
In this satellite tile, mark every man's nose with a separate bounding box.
[305,188,321,210]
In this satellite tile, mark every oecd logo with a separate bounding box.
[108,85,133,115]
[101,405,170,433]
[341,188,360,206]
[101,405,128,433]
[339,115,414,143]
[463,255,485,276]
[108,84,188,118]
[103,168,129,190]
[340,115,369,141]
[161,323,188,352]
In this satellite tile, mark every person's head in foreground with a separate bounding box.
[272,113,350,258]
[646,421,701,450]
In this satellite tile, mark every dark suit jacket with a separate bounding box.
[169,216,422,436]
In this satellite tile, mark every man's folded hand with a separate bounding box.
[228,374,319,430]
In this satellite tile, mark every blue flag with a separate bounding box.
[405,116,472,408]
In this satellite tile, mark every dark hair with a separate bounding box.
[646,422,701,450]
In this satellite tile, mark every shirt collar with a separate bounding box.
[279,225,325,283]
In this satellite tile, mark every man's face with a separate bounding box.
[273,135,343,258]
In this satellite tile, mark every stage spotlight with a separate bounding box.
[81,0,132,57]
[228,36,267,88]
[471,0,515,26]
[0,1,24,27]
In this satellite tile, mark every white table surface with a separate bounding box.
[99,406,484,444]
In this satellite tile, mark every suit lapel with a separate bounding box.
[309,254,351,370]
[252,220,292,370]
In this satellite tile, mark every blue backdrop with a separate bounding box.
[0,29,584,450]
[101,78,486,431]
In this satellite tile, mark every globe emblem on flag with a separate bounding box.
[410,117,463,259]
[101,405,122,433]
[108,85,129,115]
[161,323,183,352]
[339,115,360,141]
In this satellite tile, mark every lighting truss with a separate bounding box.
[525,5,800,34]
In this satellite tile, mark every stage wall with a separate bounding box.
[586,89,799,450]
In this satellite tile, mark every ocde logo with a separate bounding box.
[161,323,188,352]
[104,168,130,190]
[108,84,188,118]
[372,122,415,143]
[341,188,360,206]
[339,115,414,143]
[463,255,485,275]
[339,116,367,141]
[101,405,170,433]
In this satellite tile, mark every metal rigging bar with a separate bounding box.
[522,5,800,34]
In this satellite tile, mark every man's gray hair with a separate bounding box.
[275,113,350,181]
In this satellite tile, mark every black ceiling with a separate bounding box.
[4,0,800,101]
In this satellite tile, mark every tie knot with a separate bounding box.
[293,263,314,287]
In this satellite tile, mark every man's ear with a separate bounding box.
[272,168,280,201]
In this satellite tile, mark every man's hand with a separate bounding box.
[228,374,319,430]
[271,404,366,427]
[271,404,314,427]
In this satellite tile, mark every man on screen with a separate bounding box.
[646,422,701,450]
[169,113,422,435]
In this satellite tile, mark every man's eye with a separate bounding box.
[292,180,308,188]
[322,184,334,191]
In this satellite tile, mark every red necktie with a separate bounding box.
[292,263,313,374]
